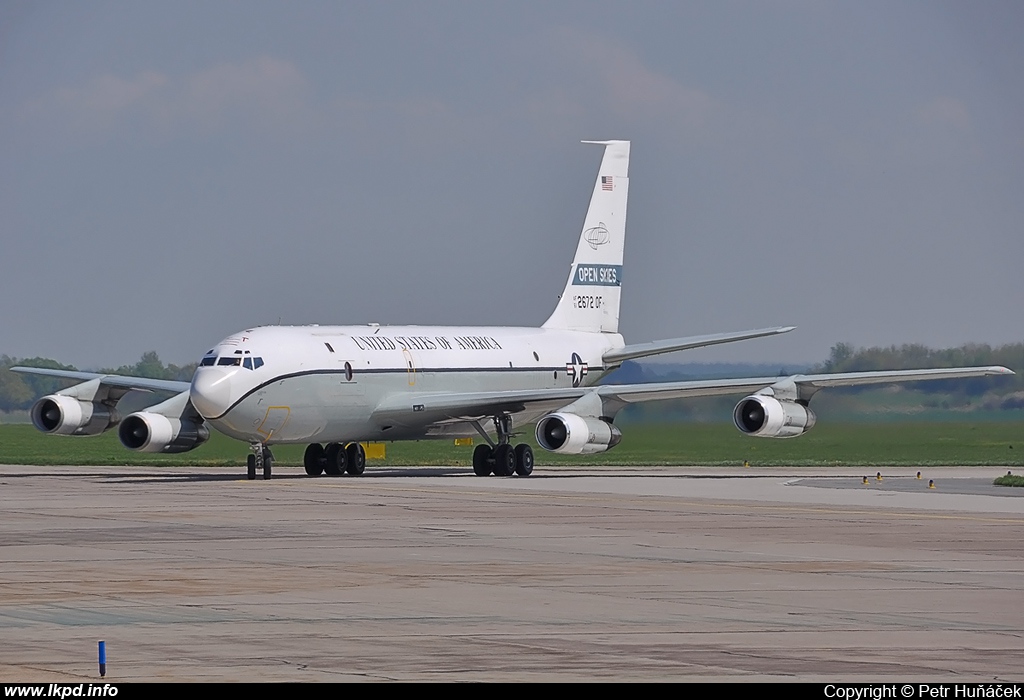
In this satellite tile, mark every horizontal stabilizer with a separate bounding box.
[602,326,796,365]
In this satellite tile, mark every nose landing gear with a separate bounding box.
[247,443,274,480]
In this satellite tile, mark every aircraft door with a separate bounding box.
[256,406,291,442]
[402,347,417,386]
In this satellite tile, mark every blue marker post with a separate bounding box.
[98,640,106,677]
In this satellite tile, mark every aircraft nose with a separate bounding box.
[190,368,233,418]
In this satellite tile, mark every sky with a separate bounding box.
[1,1,1022,369]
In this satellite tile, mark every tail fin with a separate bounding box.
[542,140,629,333]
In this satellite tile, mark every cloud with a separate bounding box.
[22,56,313,135]
[535,27,719,130]
[34,72,166,130]
[912,96,980,162]
[180,56,311,130]
[918,96,972,133]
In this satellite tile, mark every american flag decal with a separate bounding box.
[601,176,613,191]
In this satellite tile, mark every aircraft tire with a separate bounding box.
[304,443,325,476]
[493,444,516,477]
[263,453,273,480]
[324,442,346,476]
[246,453,256,481]
[472,444,493,476]
[345,442,366,475]
[514,443,534,476]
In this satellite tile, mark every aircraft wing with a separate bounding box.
[372,365,1014,426]
[603,366,1015,403]
[9,367,191,394]
[602,326,796,365]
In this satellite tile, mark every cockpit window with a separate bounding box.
[205,354,263,369]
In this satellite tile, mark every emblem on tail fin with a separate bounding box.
[584,223,610,250]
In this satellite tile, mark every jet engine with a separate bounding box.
[535,412,622,454]
[733,395,816,438]
[30,395,118,436]
[118,412,210,453]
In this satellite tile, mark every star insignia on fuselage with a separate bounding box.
[566,352,588,388]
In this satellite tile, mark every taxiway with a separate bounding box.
[1,464,1021,681]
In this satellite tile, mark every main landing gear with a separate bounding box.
[303,442,366,477]
[472,414,534,478]
[247,444,274,481]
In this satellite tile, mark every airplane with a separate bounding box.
[13,140,1013,480]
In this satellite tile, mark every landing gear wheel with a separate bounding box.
[493,444,516,477]
[473,444,493,477]
[325,442,346,476]
[345,442,366,475]
[304,443,325,476]
[514,443,534,477]
[247,453,256,480]
[262,447,273,480]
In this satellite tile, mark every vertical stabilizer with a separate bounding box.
[542,140,629,333]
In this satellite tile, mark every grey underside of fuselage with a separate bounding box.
[209,367,606,444]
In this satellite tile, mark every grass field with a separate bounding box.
[0,422,1021,467]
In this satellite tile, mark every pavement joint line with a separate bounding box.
[225,477,1024,524]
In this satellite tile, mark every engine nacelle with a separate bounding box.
[30,395,118,436]
[535,412,622,455]
[733,395,816,438]
[118,412,210,453]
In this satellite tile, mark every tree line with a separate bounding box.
[813,342,1023,407]
[0,352,197,413]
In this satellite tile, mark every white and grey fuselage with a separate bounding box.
[190,325,624,445]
